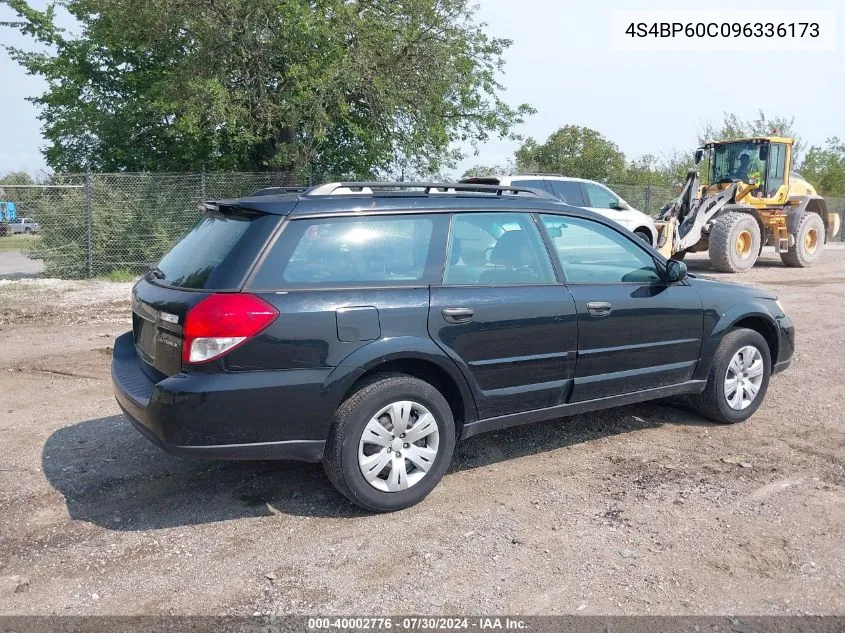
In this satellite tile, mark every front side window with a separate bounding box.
[443,213,556,285]
[582,183,619,209]
[540,215,662,284]
[253,215,440,287]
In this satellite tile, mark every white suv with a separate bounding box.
[460,175,657,246]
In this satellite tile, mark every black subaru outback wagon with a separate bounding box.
[113,182,794,511]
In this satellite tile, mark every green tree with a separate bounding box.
[622,154,663,185]
[461,163,512,179]
[2,0,533,177]
[800,137,845,196]
[0,171,35,185]
[700,111,804,159]
[514,126,625,182]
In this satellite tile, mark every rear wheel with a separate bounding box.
[690,328,771,424]
[323,373,456,512]
[708,212,761,273]
[781,212,825,268]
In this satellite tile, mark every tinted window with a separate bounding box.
[549,180,586,206]
[582,183,619,209]
[444,213,556,285]
[156,210,277,289]
[510,179,549,196]
[540,215,661,284]
[253,215,442,287]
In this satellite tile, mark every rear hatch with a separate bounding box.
[132,205,280,379]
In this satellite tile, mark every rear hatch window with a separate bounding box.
[154,206,279,290]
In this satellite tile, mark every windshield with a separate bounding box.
[711,142,768,186]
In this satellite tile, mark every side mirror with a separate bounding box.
[694,148,704,165]
[609,201,628,210]
[665,259,687,283]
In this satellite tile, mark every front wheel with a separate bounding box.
[708,212,761,273]
[690,328,771,424]
[323,373,456,512]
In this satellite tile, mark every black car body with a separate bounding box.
[113,182,794,510]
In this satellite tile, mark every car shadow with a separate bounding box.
[43,401,705,530]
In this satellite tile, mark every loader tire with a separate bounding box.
[708,212,761,273]
[780,212,824,268]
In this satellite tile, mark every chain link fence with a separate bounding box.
[0,173,843,279]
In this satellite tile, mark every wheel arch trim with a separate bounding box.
[694,305,780,381]
[322,337,479,429]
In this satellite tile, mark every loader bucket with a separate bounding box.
[654,218,677,259]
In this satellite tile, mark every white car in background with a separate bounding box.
[460,174,658,246]
[7,217,40,234]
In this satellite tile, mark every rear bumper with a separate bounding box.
[111,331,328,462]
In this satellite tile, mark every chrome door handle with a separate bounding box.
[586,301,612,317]
[442,307,474,324]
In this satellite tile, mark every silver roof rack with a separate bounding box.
[248,186,310,197]
[304,181,556,200]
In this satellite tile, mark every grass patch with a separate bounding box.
[101,268,137,282]
[0,233,41,252]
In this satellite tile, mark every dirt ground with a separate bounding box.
[0,247,843,616]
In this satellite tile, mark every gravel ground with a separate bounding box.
[0,247,843,615]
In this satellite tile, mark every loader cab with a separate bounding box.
[705,137,792,205]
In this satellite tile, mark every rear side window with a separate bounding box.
[510,179,550,196]
[252,215,447,288]
[155,209,278,289]
[549,180,586,206]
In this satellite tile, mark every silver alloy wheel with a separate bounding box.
[358,400,440,493]
[724,345,765,410]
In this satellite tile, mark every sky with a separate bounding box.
[0,0,843,177]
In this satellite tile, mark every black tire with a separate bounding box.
[690,328,771,424]
[634,228,653,246]
[323,372,456,512]
[780,212,825,268]
[24,227,32,234]
[708,212,761,273]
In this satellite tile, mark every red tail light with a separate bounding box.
[182,293,279,364]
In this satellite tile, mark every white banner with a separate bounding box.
[611,9,836,51]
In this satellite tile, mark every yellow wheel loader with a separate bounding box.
[655,136,841,273]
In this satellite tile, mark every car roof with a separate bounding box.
[211,182,584,218]
[462,174,601,185]
[208,182,623,229]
